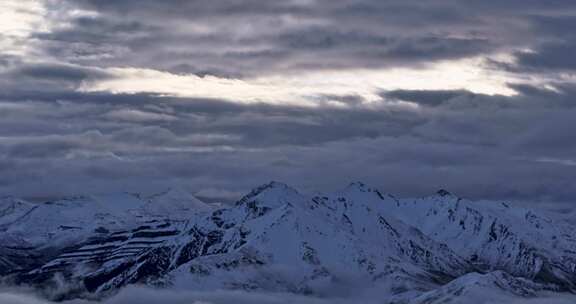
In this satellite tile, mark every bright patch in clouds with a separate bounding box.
[0,0,99,58]
[0,0,47,55]
[0,1,547,107]
[83,56,522,106]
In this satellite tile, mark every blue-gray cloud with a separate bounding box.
[34,0,571,76]
[1,0,576,205]
[0,85,575,203]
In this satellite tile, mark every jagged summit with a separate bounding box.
[338,182,398,204]
[235,181,300,206]
[436,189,454,197]
[266,180,293,188]
[341,181,384,196]
[345,181,372,191]
[255,180,296,193]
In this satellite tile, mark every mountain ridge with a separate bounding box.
[0,182,575,303]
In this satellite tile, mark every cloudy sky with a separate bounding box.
[1,0,575,203]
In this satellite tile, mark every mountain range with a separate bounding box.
[0,182,575,303]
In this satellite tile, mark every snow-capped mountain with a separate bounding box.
[146,187,215,217]
[388,190,576,289]
[1,182,575,303]
[0,189,214,277]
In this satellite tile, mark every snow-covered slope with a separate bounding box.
[1,182,575,303]
[145,188,215,218]
[0,190,212,276]
[165,182,472,296]
[0,196,35,226]
[408,271,561,304]
[385,191,576,289]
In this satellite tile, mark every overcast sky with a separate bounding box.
[1,0,575,203]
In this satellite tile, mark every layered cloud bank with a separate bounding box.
[1,0,576,204]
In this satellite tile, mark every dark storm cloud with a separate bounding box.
[515,42,576,71]
[14,63,112,81]
[496,15,576,73]
[0,89,425,149]
[1,84,576,203]
[31,0,534,76]
[21,0,573,79]
[276,28,491,59]
[0,62,114,96]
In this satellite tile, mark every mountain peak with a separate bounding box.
[0,195,28,205]
[345,181,373,192]
[266,180,292,189]
[147,187,213,214]
[236,181,302,208]
[348,181,367,188]
[436,189,454,197]
[243,181,295,197]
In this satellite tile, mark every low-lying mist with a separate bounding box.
[2,285,576,304]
